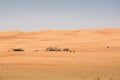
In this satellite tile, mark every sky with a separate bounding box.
[0,0,120,31]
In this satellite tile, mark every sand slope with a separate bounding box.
[0,28,120,80]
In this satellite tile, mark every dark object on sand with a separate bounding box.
[46,47,76,53]
[72,50,76,53]
[69,50,72,53]
[107,46,110,48]
[46,47,61,51]
[12,48,24,51]
[63,48,69,51]
[34,50,39,52]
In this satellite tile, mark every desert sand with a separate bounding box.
[0,28,120,80]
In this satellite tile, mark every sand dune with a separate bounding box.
[0,28,120,80]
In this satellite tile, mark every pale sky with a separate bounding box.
[0,0,120,31]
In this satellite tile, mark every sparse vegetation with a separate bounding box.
[46,47,61,51]
[63,48,69,51]
[45,47,76,53]
[12,48,24,52]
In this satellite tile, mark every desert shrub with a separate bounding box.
[63,48,69,51]
[46,47,60,51]
[46,47,54,51]
[53,47,60,51]
[12,48,24,51]
[46,47,76,53]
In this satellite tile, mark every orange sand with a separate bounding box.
[0,28,120,80]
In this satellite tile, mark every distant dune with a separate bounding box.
[0,28,120,51]
[0,28,120,80]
